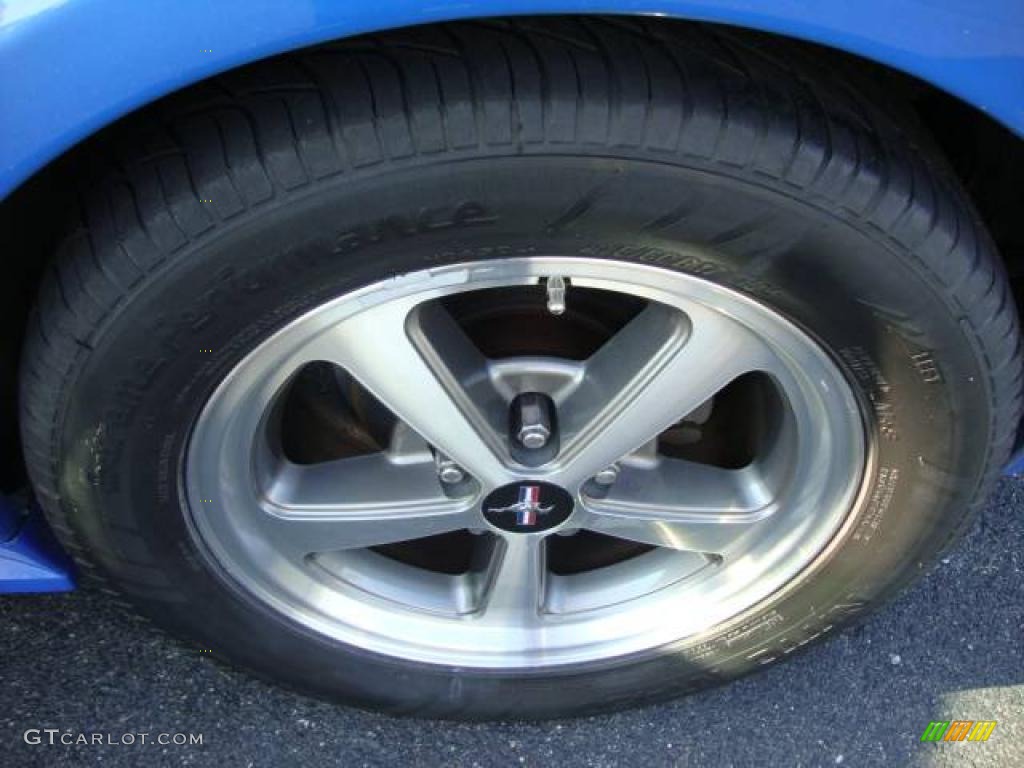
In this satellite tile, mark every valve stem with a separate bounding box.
[546,276,567,316]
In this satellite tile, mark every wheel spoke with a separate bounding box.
[256,452,477,558]
[553,302,778,490]
[301,298,509,489]
[476,535,548,625]
[579,460,778,554]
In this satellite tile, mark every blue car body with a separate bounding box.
[2,0,1023,590]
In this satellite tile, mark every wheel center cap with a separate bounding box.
[482,482,574,533]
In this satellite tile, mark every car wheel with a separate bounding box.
[20,20,1021,718]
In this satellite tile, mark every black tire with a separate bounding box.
[19,18,1021,719]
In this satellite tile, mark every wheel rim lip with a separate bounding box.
[185,256,868,668]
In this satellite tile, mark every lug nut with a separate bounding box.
[509,391,558,466]
[439,465,465,484]
[435,455,466,484]
[593,464,620,485]
[511,392,555,451]
[518,423,551,450]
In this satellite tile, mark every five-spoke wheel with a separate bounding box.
[187,258,865,667]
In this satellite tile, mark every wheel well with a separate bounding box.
[1,16,1022,490]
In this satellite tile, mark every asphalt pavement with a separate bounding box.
[2,479,1022,768]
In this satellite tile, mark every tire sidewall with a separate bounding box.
[54,155,993,717]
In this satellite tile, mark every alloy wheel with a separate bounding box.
[186,258,867,668]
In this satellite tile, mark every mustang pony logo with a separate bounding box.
[486,485,554,526]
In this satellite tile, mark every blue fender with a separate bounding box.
[0,496,75,593]
[1,0,1023,201]
[1,2,1023,591]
